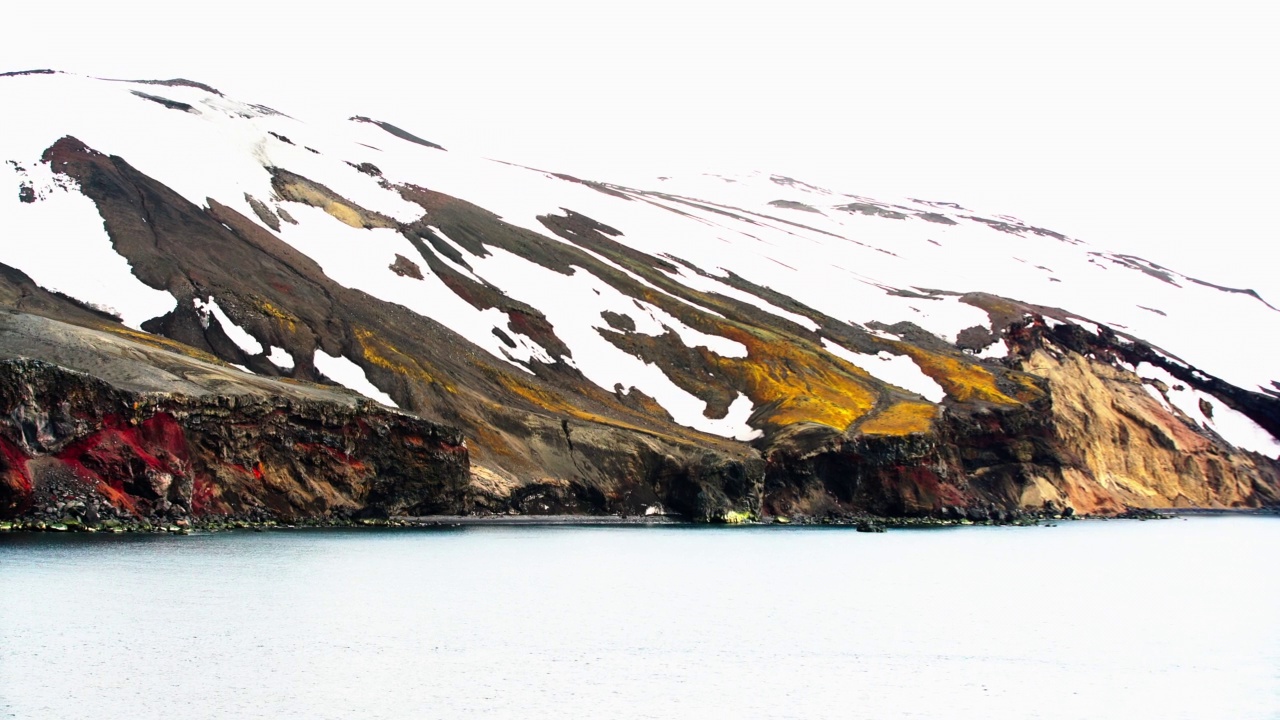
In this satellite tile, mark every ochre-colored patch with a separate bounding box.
[466,420,522,463]
[99,325,228,365]
[494,373,631,428]
[897,345,1020,405]
[858,401,937,436]
[494,372,577,415]
[487,370,693,445]
[254,298,299,332]
[353,327,452,392]
[1004,371,1048,403]
[276,175,396,226]
[275,180,395,230]
[616,285,879,431]
[710,326,878,431]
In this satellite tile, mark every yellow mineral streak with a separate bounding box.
[897,345,1023,405]
[710,327,878,431]
[353,327,452,391]
[858,401,937,436]
[99,325,227,365]
[499,375,639,431]
[255,299,298,332]
[276,181,395,230]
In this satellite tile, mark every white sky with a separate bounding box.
[5,0,1277,300]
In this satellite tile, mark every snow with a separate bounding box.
[822,340,947,403]
[465,246,760,441]
[194,297,263,355]
[1072,319,1100,335]
[313,350,398,408]
[662,264,821,331]
[1136,362,1280,457]
[976,340,1010,360]
[273,204,550,371]
[425,226,486,283]
[267,346,294,370]
[0,157,175,328]
[0,73,421,240]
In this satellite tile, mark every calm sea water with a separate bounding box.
[1,517,1277,719]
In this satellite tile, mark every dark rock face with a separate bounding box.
[0,358,468,523]
[761,401,1065,519]
[349,116,446,151]
[129,90,196,113]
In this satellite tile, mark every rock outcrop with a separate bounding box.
[0,312,468,524]
[759,321,1280,520]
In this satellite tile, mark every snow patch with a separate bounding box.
[1137,363,1279,457]
[469,247,759,439]
[822,341,947,403]
[313,350,398,407]
[195,297,263,356]
[976,339,1009,359]
[664,264,820,331]
[274,204,549,371]
[267,346,294,370]
[0,158,175,329]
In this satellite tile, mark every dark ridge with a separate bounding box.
[47,290,123,323]
[389,254,423,280]
[348,161,382,177]
[350,116,445,150]
[916,212,958,225]
[268,131,295,145]
[1099,254,1180,286]
[1107,253,1277,310]
[768,199,821,213]
[836,202,908,220]
[1185,277,1278,312]
[0,69,58,77]
[956,325,996,353]
[964,215,1078,244]
[963,215,1026,235]
[130,91,197,113]
[489,326,515,348]
[911,198,970,211]
[886,287,939,299]
[601,311,636,332]
[249,104,289,117]
[549,173,632,200]
[127,78,224,96]
[625,187,847,240]
[768,175,830,194]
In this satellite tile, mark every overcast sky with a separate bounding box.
[6,0,1277,300]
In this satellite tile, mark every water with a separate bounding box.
[1,517,1277,719]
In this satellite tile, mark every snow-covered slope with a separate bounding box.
[2,70,1278,519]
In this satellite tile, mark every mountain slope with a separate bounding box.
[2,70,1277,522]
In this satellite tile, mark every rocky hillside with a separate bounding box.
[1,70,1277,524]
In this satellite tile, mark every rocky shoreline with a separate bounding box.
[3,506,1236,536]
